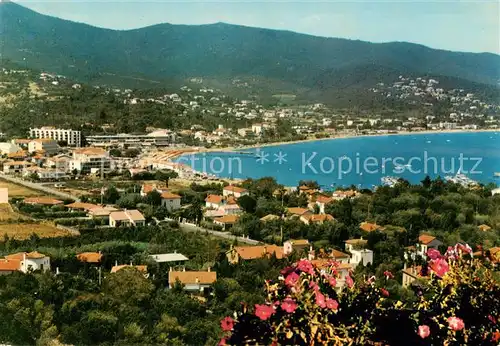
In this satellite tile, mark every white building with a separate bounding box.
[23,167,68,180]
[109,210,146,227]
[70,148,111,173]
[344,238,373,268]
[86,130,175,147]
[30,127,81,147]
[160,192,182,211]
[2,161,34,174]
[222,185,249,198]
[4,252,51,273]
[251,123,263,135]
[0,142,22,155]
[28,139,60,155]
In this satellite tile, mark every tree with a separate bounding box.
[146,190,162,206]
[103,267,154,303]
[237,195,257,213]
[103,186,120,204]
[109,148,122,157]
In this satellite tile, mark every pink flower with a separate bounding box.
[346,275,354,288]
[255,304,275,320]
[296,259,314,275]
[315,291,326,308]
[285,272,300,287]
[220,316,234,331]
[429,258,449,277]
[380,288,390,297]
[447,316,465,331]
[488,315,496,324]
[418,325,430,339]
[328,276,337,287]
[426,248,442,260]
[280,297,298,313]
[218,338,227,345]
[383,270,394,279]
[326,298,338,310]
[455,243,471,255]
[309,281,319,291]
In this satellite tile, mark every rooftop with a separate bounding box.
[150,253,189,263]
[169,270,217,285]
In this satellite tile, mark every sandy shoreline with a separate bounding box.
[194,128,499,154]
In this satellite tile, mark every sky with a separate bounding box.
[15,0,500,54]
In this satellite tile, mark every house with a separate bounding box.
[46,154,72,172]
[0,142,22,155]
[417,234,442,258]
[23,166,68,180]
[286,207,312,218]
[205,194,225,209]
[65,202,99,212]
[298,185,317,195]
[2,161,34,174]
[88,206,119,219]
[109,209,146,227]
[300,213,334,225]
[330,249,351,264]
[315,195,333,214]
[71,148,111,174]
[140,183,168,197]
[149,252,188,268]
[402,266,426,288]
[344,238,373,268]
[168,268,217,292]
[491,188,500,196]
[29,127,82,147]
[283,239,310,255]
[222,185,249,198]
[161,192,182,211]
[28,139,60,155]
[260,214,280,222]
[111,264,148,275]
[23,197,63,206]
[0,258,21,275]
[226,245,285,264]
[4,252,51,273]
[360,221,383,232]
[331,190,357,201]
[214,214,239,230]
[76,252,103,263]
[219,203,242,215]
[251,123,263,135]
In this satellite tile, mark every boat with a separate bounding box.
[381,176,399,187]
[494,172,500,177]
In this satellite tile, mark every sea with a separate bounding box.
[177,132,500,189]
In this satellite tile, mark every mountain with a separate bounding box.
[1,1,499,102]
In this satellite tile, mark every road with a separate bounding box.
[0,174,80,202]
[172,220,261,245]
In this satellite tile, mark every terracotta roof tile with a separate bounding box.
[418,234,436,245]
[360,222,383,232]
[205,194,224,204]
[287,207,311,216]
[24,197,63,205]
[168,270,217,285]
[161,192,181,199]
[214,214,240,224]
[111,265,147,273]
[0,259,21,271]
[6,251,47,260]
[223,185,247,194]
[316,195,333,204]
[232,245,284,260]
[65,202,99,210]
[77,252,103,263]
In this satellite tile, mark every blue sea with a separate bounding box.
[177,132,500,189]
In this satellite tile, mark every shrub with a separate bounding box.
[221,244,500,345]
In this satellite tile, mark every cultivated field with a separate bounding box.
[0,181,44,198]
[0,222,72,240]
[0,203,24,221]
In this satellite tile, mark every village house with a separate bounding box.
[168,268,217,293]
[88,206,119,219]
[283,239,310,255]
[331,190,357,201]
[222,185,249,198]
[111,264,148,277]
[0,258,22,275]
[315,195,333,214]
[300,213,334,225]
[402,266,426,288]
[226,245,285,264]
[4,251,51,273]
[65,202,99,212]
[28,139,60,155]
[286,207,313,218]
[23,166,68,180]
[76,252,103,264]
[360,221,384,232]
[0,142,22,155]
[109,209,146,227]
[160,191,182,211]
[214,214,239,230]
[23,197,63,206]
[2,160,34,174]
[205,194,225,209]
[344,238,374,268]
[417,234,442,258]
[150,252,189,270]
[46,154,72,172]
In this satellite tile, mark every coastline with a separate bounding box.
[195,128,500,154]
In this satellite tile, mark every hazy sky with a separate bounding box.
[15,0,500,54]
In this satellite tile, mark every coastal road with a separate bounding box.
[0,174,80,202]
[173,220,261,245]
